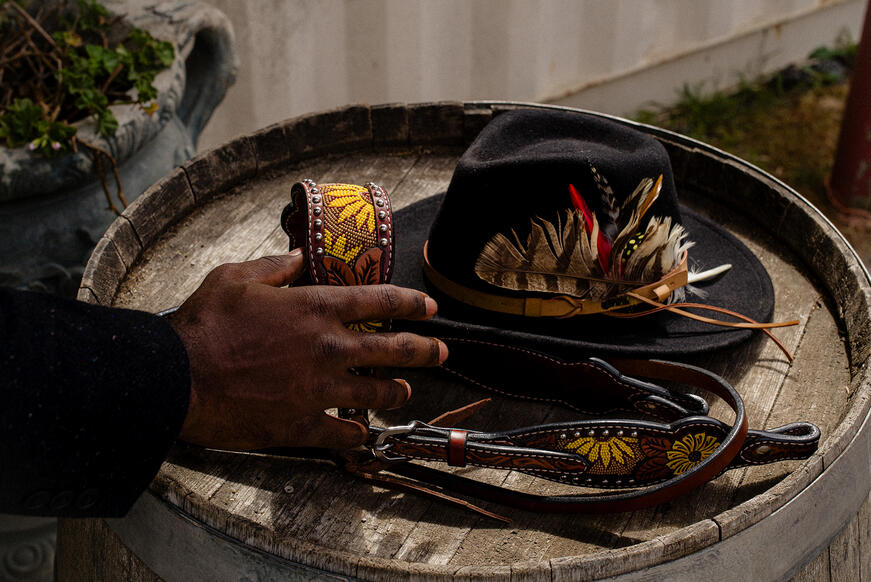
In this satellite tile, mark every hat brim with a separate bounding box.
[392,192,774,359]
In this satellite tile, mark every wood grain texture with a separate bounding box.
[81,104,870,581]
[285,105,373,160]
[250,121,291,174]
[789,550,831,582]
[79,236,126,305]
[56,518,162,582]
[786,491,871,582]
[183,136,257,205]
[372,103,410,149]
[409,102,465,146]
[123,167,196,249]
[100,215,142,270]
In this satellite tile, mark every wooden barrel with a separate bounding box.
[56,102,871,582]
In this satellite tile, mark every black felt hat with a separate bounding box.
[392,108,774,358]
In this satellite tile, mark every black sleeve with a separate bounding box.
[0,288,191,517]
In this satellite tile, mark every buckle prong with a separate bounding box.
[372,421,424,462]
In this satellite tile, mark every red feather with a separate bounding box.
[569,184,611,271]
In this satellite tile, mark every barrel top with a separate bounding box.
[83,103,871,580]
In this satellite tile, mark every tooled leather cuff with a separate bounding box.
[281,180,395,287]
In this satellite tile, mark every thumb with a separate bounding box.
[240,248,307,287]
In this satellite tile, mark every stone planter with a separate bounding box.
[0,3,236,581]
[0,0,237,296]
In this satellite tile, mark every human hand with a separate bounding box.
[166,248,445,451]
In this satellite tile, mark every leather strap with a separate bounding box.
[368,356,753,513]
[447,430,468,467]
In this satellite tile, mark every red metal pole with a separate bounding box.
[829,0,871,210]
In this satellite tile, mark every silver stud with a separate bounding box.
[616,430,624,437]
[602,479,608,485]
[571,476,579,483]
[373,189,382,197]
[311,187,319,194]
[631,431,638,438]
[314,233,323,241]
[312,195,321,203]
[628,479,635,484]
[602,430,609,437]
[615,480,622,485]
[379,224,388,233]
[559,433,567,440]
[378,210,387,219]
[586,478,593,483]
[380,238,388,247]
[312,207,321,215]
[587,429,595,436]
[559,475,567,481]
[376,199,385,207]
[315,248,324,256]
[573,431,581,438]
[313,219,322,227]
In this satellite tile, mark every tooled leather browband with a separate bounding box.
[358,347,819,514]
[280,180,820,516]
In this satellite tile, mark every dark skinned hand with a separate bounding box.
[166,248,446,451]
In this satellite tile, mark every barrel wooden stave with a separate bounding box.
[61,102,871,581]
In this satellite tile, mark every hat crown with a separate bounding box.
[428,109,682,293]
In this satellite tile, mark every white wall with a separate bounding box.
[197,0,867,150]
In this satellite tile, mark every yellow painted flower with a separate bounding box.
[666,433,719,475]
[325,186,376,233]
[565,435,637,469]
[323,230,362,263]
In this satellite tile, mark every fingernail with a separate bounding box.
[393,379,412,407]
[288,247,303,257]
[437,339,448,364]
[424,296,438,318]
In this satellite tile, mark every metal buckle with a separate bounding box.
[372,420,424,462]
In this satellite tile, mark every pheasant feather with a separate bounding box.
[474,173,690,302]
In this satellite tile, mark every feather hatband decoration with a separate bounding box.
[474,174,693,303]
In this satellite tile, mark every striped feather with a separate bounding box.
[475,174,691,303]
[475,211,608,299]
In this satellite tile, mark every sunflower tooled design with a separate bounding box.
[564,435,637,469]
[324,185,376,233]
[666,432,719,475]
[323,230,362,263]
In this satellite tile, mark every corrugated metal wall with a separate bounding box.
[198,0,866,149]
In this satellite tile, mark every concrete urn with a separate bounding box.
[0,0,237,296]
